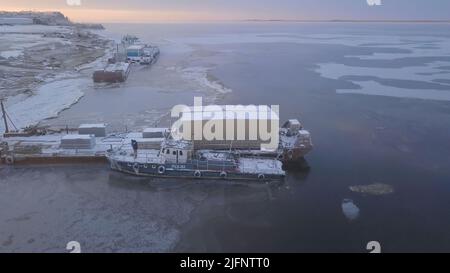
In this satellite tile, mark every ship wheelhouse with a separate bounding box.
[160,139,193,164]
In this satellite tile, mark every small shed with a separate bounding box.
[78,124,106,137]
[61,134,96,149]
[143,128,166,139]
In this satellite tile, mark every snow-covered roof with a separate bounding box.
[79,123,106,129]
[104,62,129,72]
[288,119,301,125]
[137,138,165,143]
[61,134,94,140]
[143,128,166,133]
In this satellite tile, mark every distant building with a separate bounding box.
[0,17,33,25]
[0,11,71,26]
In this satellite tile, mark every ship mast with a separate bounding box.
[0,99,9,134]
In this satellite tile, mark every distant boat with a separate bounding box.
[126,44,160,64]
[121,34,160,65]
[121,34,140,46]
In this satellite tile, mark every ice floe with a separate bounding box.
[342,199,360,221]
[350,183,395,196]
[316,62,450,83]
[167,66,232,95]
[0,78,89,131]
[164,31,450,101]
[315,60,450,101]
[337,80,450,101]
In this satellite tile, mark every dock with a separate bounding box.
[0,113,169,165]
[92,34,160,83]
[1,100,312,167]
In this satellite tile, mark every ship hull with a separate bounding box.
[280,146,313,163]
[108,158,284,181]
[232,146,313,164]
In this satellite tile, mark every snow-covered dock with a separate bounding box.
[0,131,159,165]
[0,130,285,181]
[0,118,313,166]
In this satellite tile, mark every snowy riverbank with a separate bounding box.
[0,24,112,131]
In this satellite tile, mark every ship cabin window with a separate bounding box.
[173,151,177,155]
[179,151,183,156]
[162,148,165,153]
[166,149,170,154]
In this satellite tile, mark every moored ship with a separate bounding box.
[1,101,313,177]
[107,139,286,181]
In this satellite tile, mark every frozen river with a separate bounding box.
[1,22,450,252]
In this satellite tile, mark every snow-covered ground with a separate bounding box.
[0,24,111,131]
[0,78,89,131]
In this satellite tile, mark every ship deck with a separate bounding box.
[238,157,285,175]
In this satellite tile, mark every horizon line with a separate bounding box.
[1,9,450,24]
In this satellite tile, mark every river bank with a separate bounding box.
[0,23,112,131]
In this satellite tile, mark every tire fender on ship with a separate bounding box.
[5,155,14,165]
[194,170,202,178]
[133,163,140,174]
[287,149,294,159]
[158,165,166,174]
[220,171,227,178]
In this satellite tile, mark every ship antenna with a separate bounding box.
[1,98,10,134]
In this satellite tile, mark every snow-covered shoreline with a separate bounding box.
[1,78,88,131]
[0,24,113,131]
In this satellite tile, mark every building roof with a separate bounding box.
[62,134,95,140]
[143,128,166,133]
[79,123,106,129]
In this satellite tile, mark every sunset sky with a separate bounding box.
[1,0,450,23]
